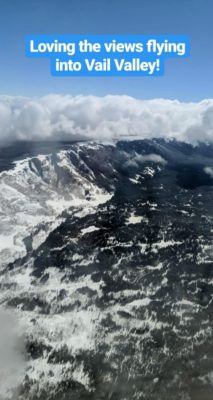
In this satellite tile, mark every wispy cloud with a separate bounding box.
[204,166,213,178]
[124,153,167,167]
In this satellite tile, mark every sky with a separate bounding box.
[0,0,212,101]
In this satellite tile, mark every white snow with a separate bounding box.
[81,226,100,235]
[0,150,112,268]
[126,213,145,225]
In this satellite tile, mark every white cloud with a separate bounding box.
[0,310,26,397]
[125,153,167,167]
[204,166,213,178]
[0,94,213,144]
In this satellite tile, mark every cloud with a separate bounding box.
[204,166,213,178]
[0,94,213,145]
[0,310,26,397]
[125,153,167,167]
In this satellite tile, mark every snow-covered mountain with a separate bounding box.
[0,139,213,400]
[0,143,113,267]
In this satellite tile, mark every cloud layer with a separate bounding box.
[0,94,213,145]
